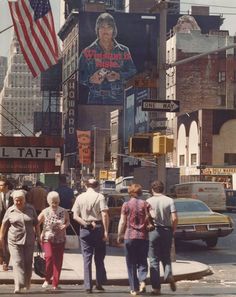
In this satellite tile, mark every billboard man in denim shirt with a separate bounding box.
[79,12,137,105]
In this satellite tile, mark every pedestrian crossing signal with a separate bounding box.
[129,136,151,155]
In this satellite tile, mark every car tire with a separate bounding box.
[205,237,218,248]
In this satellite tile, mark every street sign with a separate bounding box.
[149,119,167,130]
[134,78,157,88]
[99,170,108,180]
[142,100,180,112]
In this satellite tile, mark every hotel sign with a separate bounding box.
[0,136,63,173]
[0,147,60,159]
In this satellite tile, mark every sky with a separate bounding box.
[0,0,236,57]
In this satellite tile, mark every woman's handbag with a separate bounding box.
[34,244,46,278]
[65,224,79,250]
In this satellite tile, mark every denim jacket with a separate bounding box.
[79,39,137,104]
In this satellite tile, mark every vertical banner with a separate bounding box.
[77,130,91,165]
[64,73,77,155]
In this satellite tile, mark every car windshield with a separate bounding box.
[103,181,116,189]
[175,200,211,212]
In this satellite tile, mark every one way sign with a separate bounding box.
[142,100,180,112]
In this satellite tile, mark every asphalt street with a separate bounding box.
[1,283,236,297]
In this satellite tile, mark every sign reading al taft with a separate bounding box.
[0,136,63,173]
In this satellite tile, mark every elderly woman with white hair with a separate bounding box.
[0,189,40,293]
[38,191,70,290]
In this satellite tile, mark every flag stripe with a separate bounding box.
[22,1,55,67]
[19,1,49,70]
[36,15,57,65]
[8,0,59,77]
[40,12,58,58]
[9,1,39,76]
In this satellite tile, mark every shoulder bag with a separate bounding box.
[65,223,79,250]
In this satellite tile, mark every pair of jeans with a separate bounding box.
[149,227,173,290]
[124,239,149,291]
[80,226,107,290]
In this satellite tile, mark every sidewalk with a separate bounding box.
[0,246,212,286]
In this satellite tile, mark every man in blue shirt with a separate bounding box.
[56,175,74,210]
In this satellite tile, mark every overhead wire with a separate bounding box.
[0,111,26,136]
[0,104,35,136]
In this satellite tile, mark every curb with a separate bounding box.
[0,264,212,286]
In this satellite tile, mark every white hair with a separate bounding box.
[47,191,60,205]
[11,190,26,201]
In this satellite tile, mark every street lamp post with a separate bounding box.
[70,168,74,188]
[156,0,168,186]
[93,126,96,177]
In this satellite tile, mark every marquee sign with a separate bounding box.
[0,147,60,159]
[0,136,63,173]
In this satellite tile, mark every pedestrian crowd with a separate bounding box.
[0,174,178,296]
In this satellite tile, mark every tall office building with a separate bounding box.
[127,0,180,14]
[0,34,42,136]
[0,56,7,92]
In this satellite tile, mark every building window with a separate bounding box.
[191,153,197,165]
[220,95,226,106]
[218,71,226,82]
[224,153,236,165]
[179,155,185,166]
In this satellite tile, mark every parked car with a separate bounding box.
[174,198,234,248]
[225,189,236,212]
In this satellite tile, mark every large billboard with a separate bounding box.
[78,12,158,105]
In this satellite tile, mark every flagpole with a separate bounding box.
[0,25,13,35]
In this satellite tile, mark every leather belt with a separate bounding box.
[155,225,172,230]
[81,220,103,230]
[85,220,102,224]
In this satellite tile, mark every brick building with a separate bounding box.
[166,18,236,114]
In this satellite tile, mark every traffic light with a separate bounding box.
[129,136,152,155]
[152,135,174,154]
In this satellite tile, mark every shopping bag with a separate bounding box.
[65,235,79,249]
[65,224,79,250]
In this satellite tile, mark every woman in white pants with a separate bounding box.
[0,190,40,293]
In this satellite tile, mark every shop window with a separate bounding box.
[191,153,197,165]
[179,154,185,166]
[224,153,236,165]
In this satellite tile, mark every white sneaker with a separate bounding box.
[42,281,49,288]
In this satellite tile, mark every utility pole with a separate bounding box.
[93,126,96,178]
[157,0,168,187]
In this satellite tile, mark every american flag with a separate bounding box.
[9,0,59,77]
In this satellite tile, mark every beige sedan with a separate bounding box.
[174,198,234,248]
